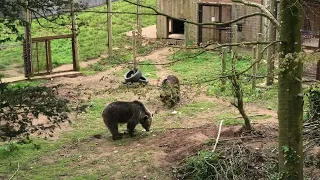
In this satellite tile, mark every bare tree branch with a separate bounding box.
[232,0,280,29]
[122,0,280,30]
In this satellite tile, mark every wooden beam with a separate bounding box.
[32,34,73,42]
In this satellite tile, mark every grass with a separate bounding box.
[7,80,47,89]
[0,94,165,179]
[139,60,158,79]
[0,0,157,71]
[168,49,278,109]
[177,101,216,118]
[215,112,273,126]
[116,59,159,79]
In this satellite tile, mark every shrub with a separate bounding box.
[0,86,70,141]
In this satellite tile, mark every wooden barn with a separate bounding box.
[156,0,264,45]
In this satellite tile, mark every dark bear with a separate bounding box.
[102,100,152,140]
[160,75,180,108]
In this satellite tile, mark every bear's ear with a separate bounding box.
[140,115,148,123]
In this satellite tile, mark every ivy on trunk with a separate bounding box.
[278,0,304,178]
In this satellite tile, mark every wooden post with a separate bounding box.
[36,42,39,74]
[137,0,142,47]
[23,0,32,77]
[231,25,238,58]
[184,22,189,47]
[316,60,320,81]
[107,0,113,56]
[71,0,80,71]
[318,29,320,49]
[256,33,263,69]
[48,40,52,73]
[221,47,227,92]
[45,40,49,73]
[252,46,257,90]
[132,31,137,70]
[266,0,276,85]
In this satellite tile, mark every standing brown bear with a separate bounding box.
[160,75,180,108]
[102,100,152,140]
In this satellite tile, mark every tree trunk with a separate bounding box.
[266,0,276,85]
[278,0,303,178]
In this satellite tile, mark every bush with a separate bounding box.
[305,86,320,120]
[0,85,70,141]
[173,144,277,180]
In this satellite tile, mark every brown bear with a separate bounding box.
[102,100,152,140]
[160,75,180,108]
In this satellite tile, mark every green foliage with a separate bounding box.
[0,86,70,141]
[281,145,300,179]
[8,80,45,89]
[178,150,220,180]
[305,85,320,120]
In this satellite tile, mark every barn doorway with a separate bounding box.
[167,18,185,40]
[198,4,232,44]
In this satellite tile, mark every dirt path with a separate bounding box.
[53,54,108,72]
[1,63,24,77]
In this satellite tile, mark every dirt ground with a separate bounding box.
[5,47,320,179]
[31,47,288,178]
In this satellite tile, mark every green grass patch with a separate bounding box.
[169,49,278,109]
[177,101,216,117]
[0,0,157,70]
[115,59,158,79]
[7,80,47,89]
[215,112,273,126]
[215,112,243,126]
[139,60,158,79]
